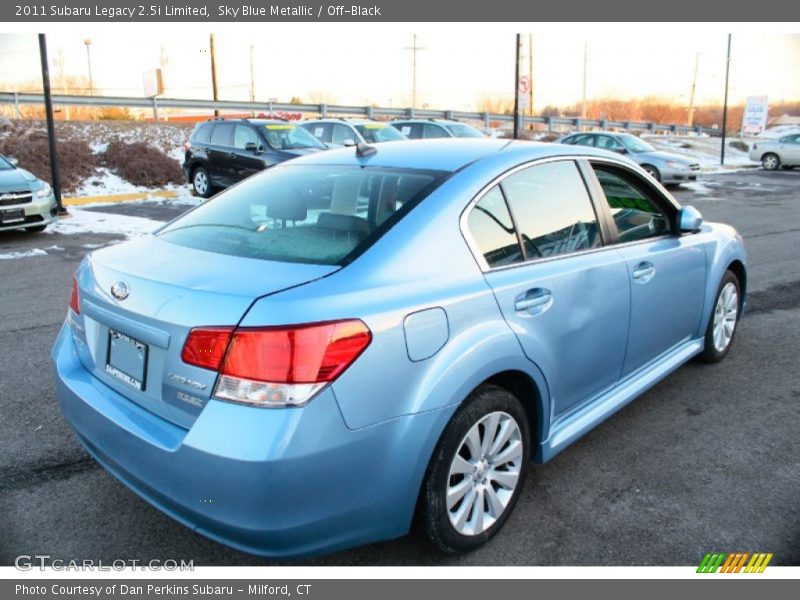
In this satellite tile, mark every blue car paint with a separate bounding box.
[53,139,746,557]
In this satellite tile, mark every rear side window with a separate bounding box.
[395,123,422,138]
[467,186,522,268]
[192,122,214,144]
[157,166,447,265]
[332,124,355,145]
[501,161,601,259]
[592,166,671,243]
[210,123,234,146]
[566,134,594,146]
[423,124,450,139]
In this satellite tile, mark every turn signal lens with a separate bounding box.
[69,277,80,315]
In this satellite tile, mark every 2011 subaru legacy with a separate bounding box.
[53,139,746,558]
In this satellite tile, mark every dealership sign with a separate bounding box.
[741,95,769,135]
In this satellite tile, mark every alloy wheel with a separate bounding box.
[712,281,738,352]
[193,170,208,195]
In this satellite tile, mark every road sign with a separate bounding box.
[517,75,530,110]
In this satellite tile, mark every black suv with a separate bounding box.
[182,118,326,197]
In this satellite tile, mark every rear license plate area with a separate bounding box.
[0,208,25,224]
[105,329,148,391]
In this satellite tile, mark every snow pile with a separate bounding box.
[643,135,758,171]
[0,245,64,260]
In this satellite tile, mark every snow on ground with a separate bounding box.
[47,207,163,238]
[72,166,193,198]
[0,245,64,260]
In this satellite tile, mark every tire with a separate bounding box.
[192,166,213,198]
[762,153,780,171]
[419,384,530,553]
[642,164,661,182]
[25,225,47,233]
[698,270,741,363]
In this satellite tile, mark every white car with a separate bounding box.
[749,134,800,170]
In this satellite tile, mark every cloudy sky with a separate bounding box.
[1,27,798,111]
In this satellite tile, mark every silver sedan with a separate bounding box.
[748,134,800,170]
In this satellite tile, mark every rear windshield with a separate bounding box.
[157,165,447,265]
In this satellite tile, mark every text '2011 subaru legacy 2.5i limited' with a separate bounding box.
[53,139,746,558]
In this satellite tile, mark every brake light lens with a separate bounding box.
[69,277,80,315]
[181,320,371,407]
[181,326,235,370]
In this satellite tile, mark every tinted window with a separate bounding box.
[193,122,214,144]
[593,166,671,243]
[501,161,601,259]
[423,124,450,139]
[210,123,234,146]
[444,123,485,138]
[233,125,260,150]
[467,186,522,268]
[395,123,422,139]
[157,166,446,265]
[302,123,333,144]
[567,134,595,146]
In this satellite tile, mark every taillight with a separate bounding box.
[181,326,234,370]
[184,141,191,151]
[181,320,371,407]
[69,277,80,315]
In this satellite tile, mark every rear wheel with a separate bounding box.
[192,166,213,198]
[419,384,530,553]
[642,164,661,182]
[762,153,780,171]
[699,270,741,363]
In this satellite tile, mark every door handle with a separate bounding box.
[632,261,656,283]
[515,289,553,313]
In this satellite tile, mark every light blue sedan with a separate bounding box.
[53,139,746,557]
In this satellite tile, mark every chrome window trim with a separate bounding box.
[459,154,671,274]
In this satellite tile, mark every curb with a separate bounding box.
[63,190,185,206]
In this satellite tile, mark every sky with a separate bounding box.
[1,28,799,112]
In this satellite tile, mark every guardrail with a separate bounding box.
[0,91,721,137]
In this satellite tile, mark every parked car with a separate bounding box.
[0,153,57,233]
[748,134,800,170]
[182,118,326,197]
[557,131,700,185]
[54,139,746,558]
[299,118,408,147]
[391,119,486,139]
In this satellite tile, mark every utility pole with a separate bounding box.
[528,34,534,122]
[54,49,70,120]
[83,38,93,119]
[687,52,699,127]
[403,34,426,109]
[721,34,732,166]
[38,35,67,216]
[513,34,521,140]
[249,44,256,115]
[209,34,220,117]
[581,41,588,125]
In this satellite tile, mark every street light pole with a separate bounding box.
[688,52,699,127]
[721,34,732,166]
[403,34,426,109]
[209,34,220,117]
[83,39,93,95]
[513,34,521,140]
[38,34,67,216]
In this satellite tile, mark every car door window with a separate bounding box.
[567,134,595,146]
[592,165,672,243]
[423,124,450,139]
[209,123,234,147]
[332,124,355,145]
[193,123,214,144]
[467,186,523,268]
[233,125,260,150]
[596,135,623,151]
[501,160,601,259]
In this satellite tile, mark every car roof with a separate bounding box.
[566,131,631,138]
[300,119,384,126]
[278,138,628,173]
[391,119,460,125]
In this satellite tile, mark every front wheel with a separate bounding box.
[642,164,661,182]
[419,385,530,553]
[699,270,741,363]
[762,153,780,171]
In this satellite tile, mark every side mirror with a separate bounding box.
[342,139,357,147]
[679,206,704,233]
[244,142,259,153]
[8,157,18,167]
[614,147,628,154]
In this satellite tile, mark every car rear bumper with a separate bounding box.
[52,324,449,558]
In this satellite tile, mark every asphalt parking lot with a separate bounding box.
[0,169,798,566]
